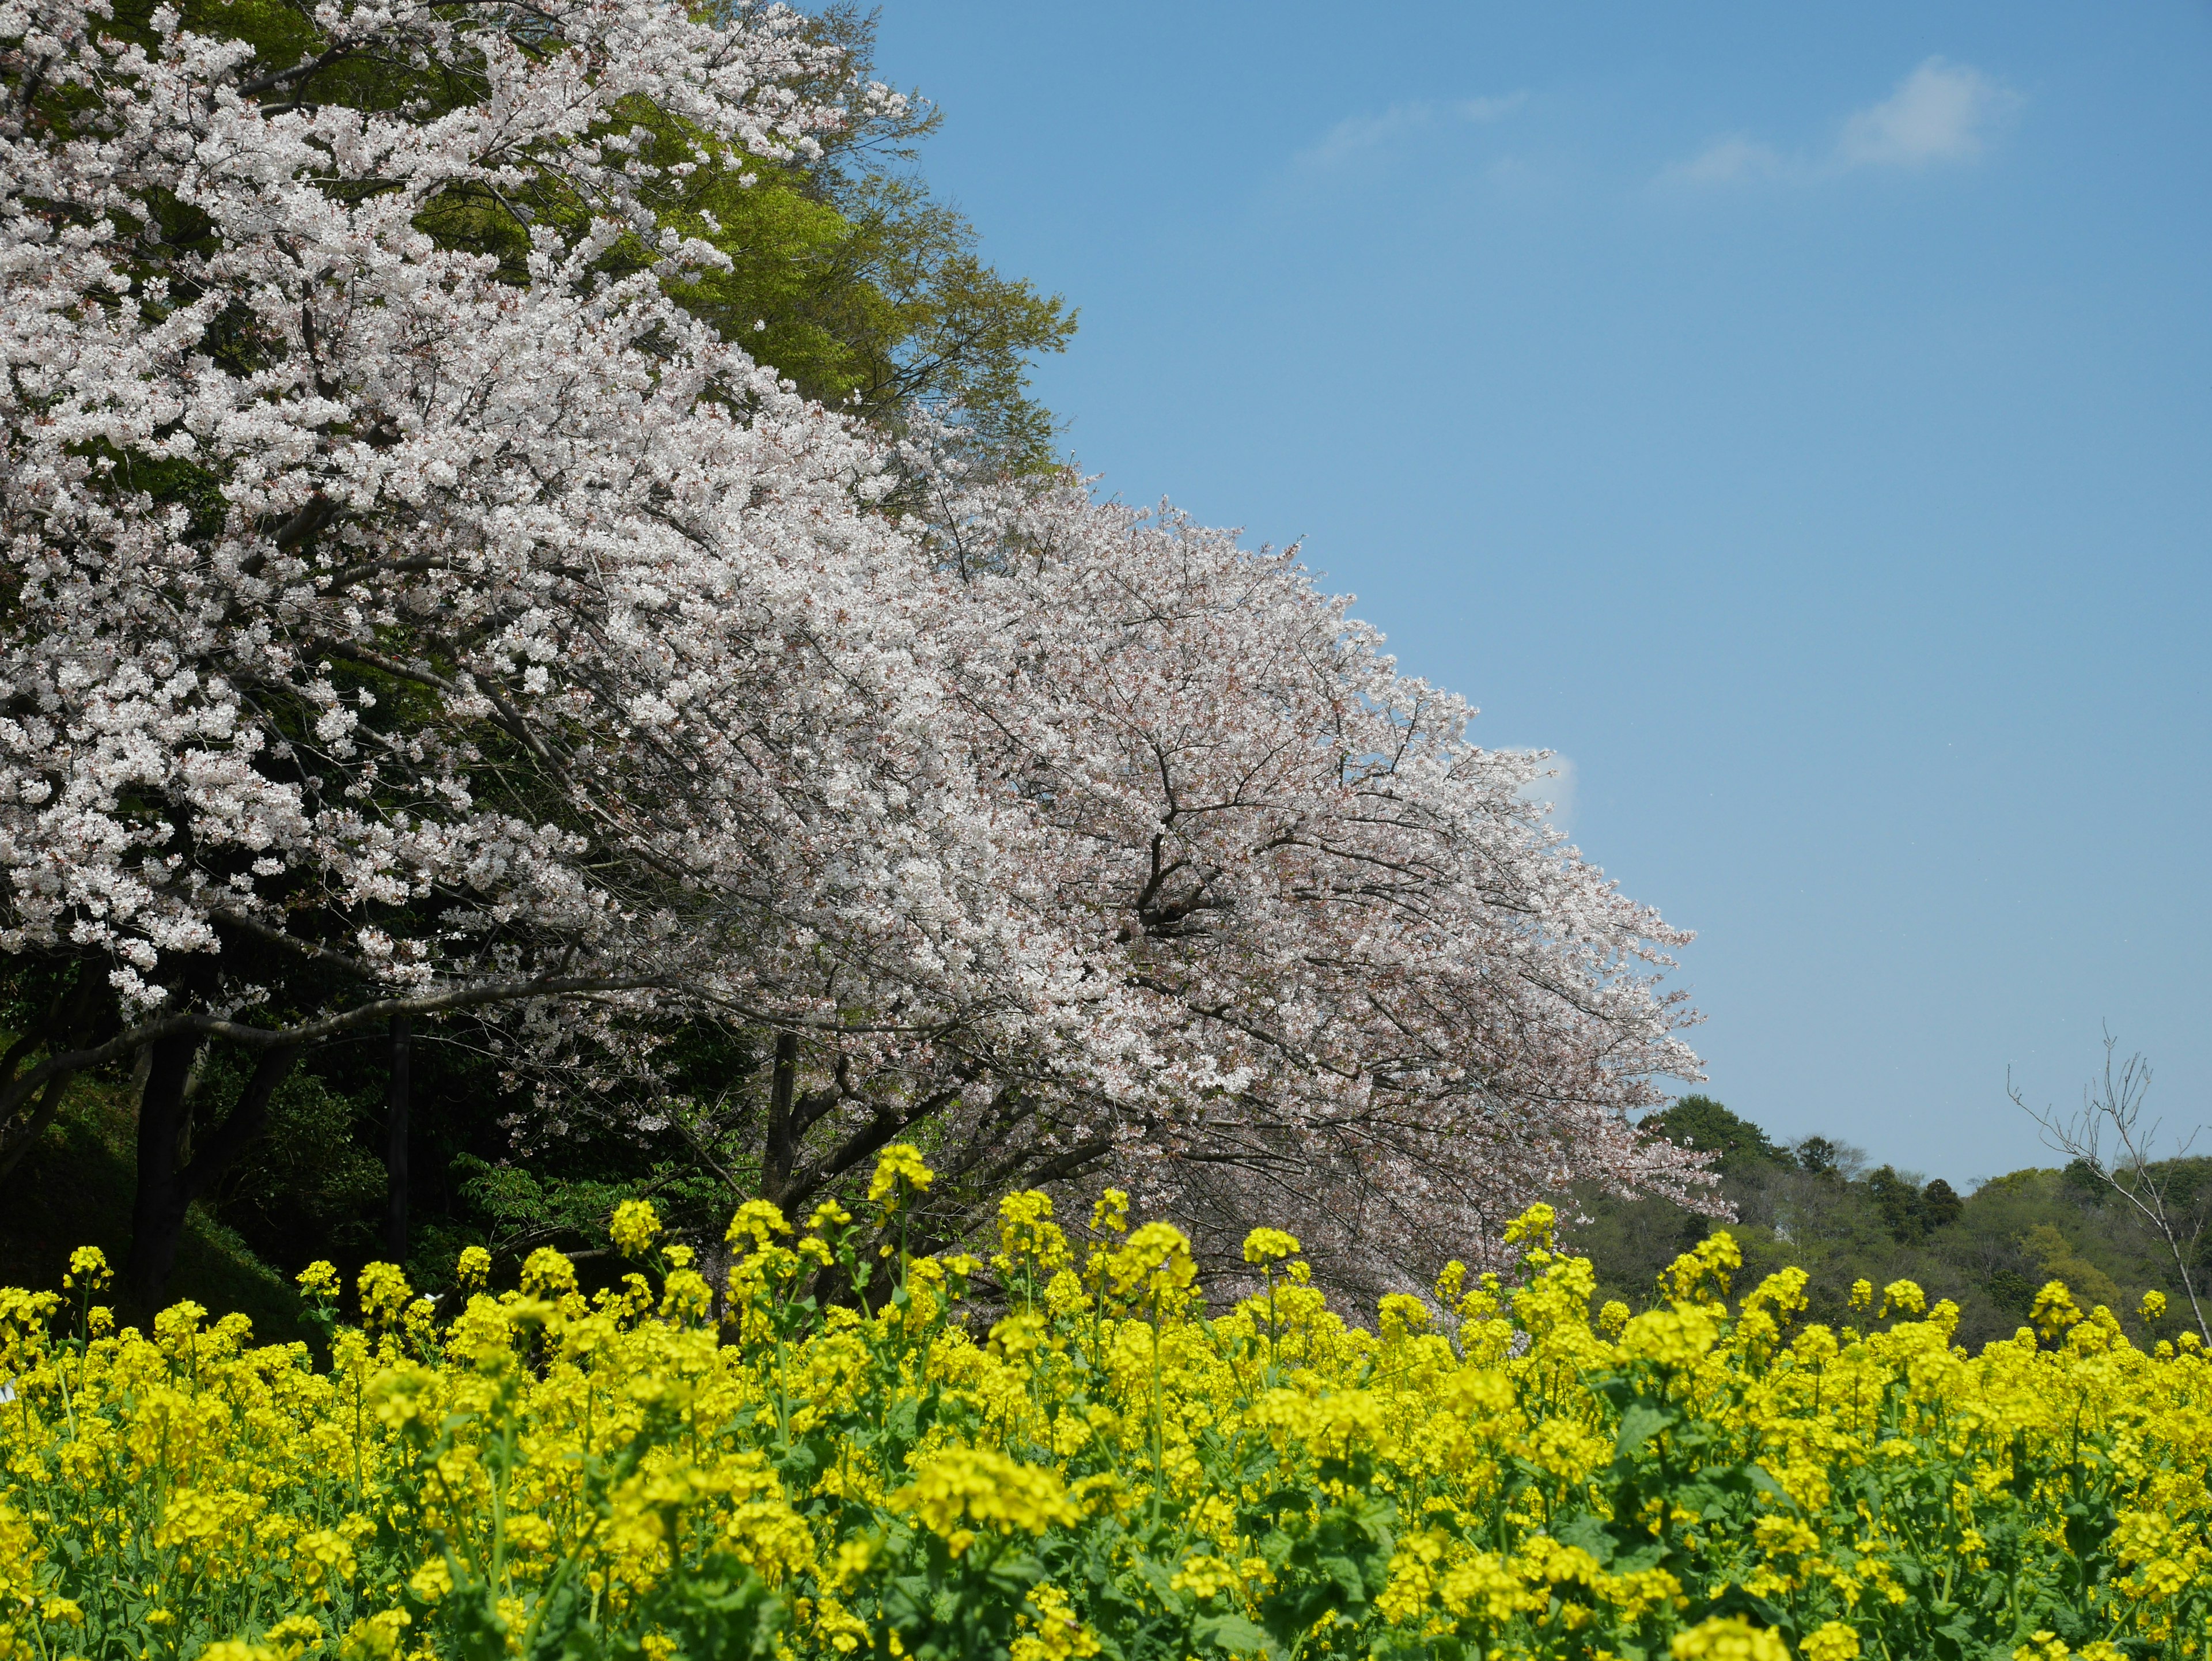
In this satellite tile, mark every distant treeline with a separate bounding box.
[1576,1095,2207,1349]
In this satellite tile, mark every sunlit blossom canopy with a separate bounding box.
[0,0,1705,1282]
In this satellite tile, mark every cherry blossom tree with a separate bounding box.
[0,0,1089,1296]
[887,475,1714,1293]
[0,0,1710,1302]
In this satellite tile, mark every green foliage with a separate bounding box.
[449,1152,738,1278]
[1584,1098,2208,1348]
[1643,1096,1785,1176]
[660,156,1076,464]
[200,1056,388,1257]
[766,5,1078,460]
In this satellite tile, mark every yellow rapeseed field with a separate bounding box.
[1,1147,2206,1661]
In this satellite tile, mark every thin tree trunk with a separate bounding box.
[0,1072,74,1184]
[385,1015,411,1262]
[762,1030,800,1205]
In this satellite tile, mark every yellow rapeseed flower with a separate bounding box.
[1619,1304,1719,1369]
[896,1448,1079,1544]
[997,1190,1072,1274]
[295,1260,340,1301]
[1,1193,2204,1661]
[62,1246,110,1293]
[727,1198,792,1249]
[1010,1581,1100,1661]
[2031,1280,2083,1341]
[611,1198,662,1257]
[867,1144,935,1206]
[1880,1278,1926,1318]
[1107,1222,1197,1306]
[1671,1616,1790,1660]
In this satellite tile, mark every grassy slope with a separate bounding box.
[0,1073,310,1342]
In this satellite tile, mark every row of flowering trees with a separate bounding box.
[0,0,1711,1300]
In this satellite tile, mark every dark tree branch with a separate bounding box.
[0,971,676,1129]
[762,1029,800,1203]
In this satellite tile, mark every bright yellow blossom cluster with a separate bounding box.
[611,1198,664,1258]
[2,1149,2209,1661]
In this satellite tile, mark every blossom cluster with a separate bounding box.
[2,1148,2206,1661]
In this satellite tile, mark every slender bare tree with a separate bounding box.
[2012,1031,2210,1342]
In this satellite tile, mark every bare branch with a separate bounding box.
[2012,1028,2210,1342]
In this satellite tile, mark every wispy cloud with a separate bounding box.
[1662,58,2020,188]
[1298,93,1526,169]
[1668,134,1790,187]
[1836,58,2015,168]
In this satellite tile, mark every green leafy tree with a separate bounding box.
[1643,1095,1783,1176]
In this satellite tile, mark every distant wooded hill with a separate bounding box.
[1575,1095,2207,1349]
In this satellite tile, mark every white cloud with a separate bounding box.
[1297,92,1526,169]
[1457,93,1528,125]
[1835,58,2016,169]
[1661,58,2019,188]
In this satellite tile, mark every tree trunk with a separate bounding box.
[762,1030,800,1205]
[385,1015,411,1262]
[124,1040,301,1311]
[124,1032,204,1310]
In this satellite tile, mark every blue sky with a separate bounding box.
[873,2,2212,1185]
